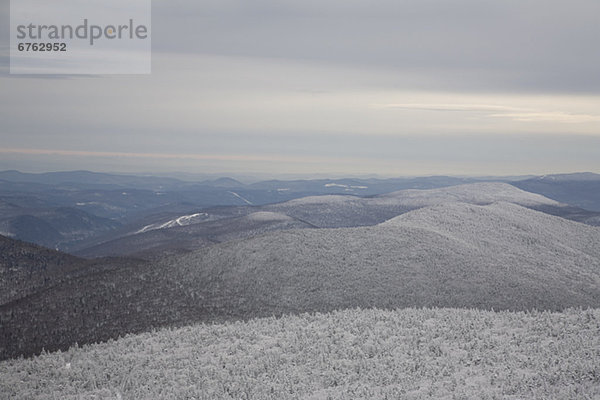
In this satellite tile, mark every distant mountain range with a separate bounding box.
[2,182,600,360]
[0,171,484,251]
[0,170,186,190]
[75,182,600,258]
[513,172,600,212]
[2,170,599,253]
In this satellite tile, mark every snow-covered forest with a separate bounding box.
[2,307,598,399]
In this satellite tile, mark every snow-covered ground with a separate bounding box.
[228,191,253,205]
[243,211,293,222]
[134,212,209,234]
[2,307,598,399]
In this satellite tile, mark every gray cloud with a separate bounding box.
[2,132,600,177]
[0,0,599,176]
[3,0,599,93]
[151,0,600,94]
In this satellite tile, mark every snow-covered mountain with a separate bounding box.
[174,201,600,314]
[76,211,311,258]
[263,182,564,228]
[76,182,584,258]
[4,187,600,360]
[373,182,560,207]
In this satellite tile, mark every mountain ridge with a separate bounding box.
[3,200,600,359]
[74,182,582,258]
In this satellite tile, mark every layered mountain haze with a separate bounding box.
[75,182,583,258]
[3,169,600,254]
[0,203,121,249]
[3,190,600,359]
[3,0,600,394]
[261,182,562,227]
[374,182,560,206]
[513,173,600,212]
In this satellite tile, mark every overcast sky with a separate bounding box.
[1,0,599,177]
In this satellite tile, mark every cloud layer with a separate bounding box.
[0,0,599,176]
